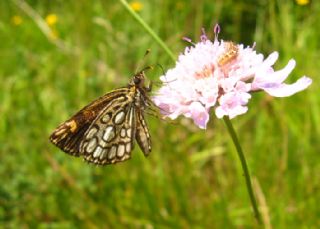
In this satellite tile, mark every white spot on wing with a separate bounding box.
[99,149,107,160]
[101,113,111,123]
[86,138,97,153]
[108,146,116,160]
[117,144,125,157]
[103,126,115,142]
[114,111,125,124]
[93,146,103,158]
[99,140,108,148]
[120,128,126,137]
[127,128,131,138]
[125,142,131,153]
[86,127,98,138]
[128,107,134,125]
[122,154,130,161]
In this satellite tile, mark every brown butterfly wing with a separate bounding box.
[81,100,137,165]
[135,109,151,156]
[49,88,129,156]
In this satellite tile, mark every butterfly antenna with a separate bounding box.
[135,49,152,74]
[156,63,165,75]
[153,63,176,92]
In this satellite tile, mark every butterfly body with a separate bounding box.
[50,71,152,165]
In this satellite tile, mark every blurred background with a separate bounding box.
[0,0,319,228]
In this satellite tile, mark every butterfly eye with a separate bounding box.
[133,77,141,85]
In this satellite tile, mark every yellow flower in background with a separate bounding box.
[130,1,143,12]
[45,14,58,26]
[296,0,310,5]
[12,15,22,26]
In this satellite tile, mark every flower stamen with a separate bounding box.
[194,64,215,79]
[182,37,195,45]
[200,28,208,42]
[214,24,220,41]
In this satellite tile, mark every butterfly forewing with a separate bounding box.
[49,88,129,156]
[49,72,153,165]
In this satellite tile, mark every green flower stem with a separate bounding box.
[118,0,176,61]
[223,116,262,224]
[120,0,262,224]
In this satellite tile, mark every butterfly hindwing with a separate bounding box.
[80,91,137,165]
[135,109,151,156]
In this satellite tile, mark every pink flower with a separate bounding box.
[153,26,312,129]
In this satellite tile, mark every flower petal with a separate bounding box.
[215,90,251,119]
[256,59,296,84]
[258,76,312,97]
[185,102,209,129]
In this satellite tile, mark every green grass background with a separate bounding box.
[0,0,319,228]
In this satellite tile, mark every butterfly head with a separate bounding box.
[131,65,153,89]
[132,71,146,88]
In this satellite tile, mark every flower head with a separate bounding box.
[153,25,312,129]
[129,1,143,12]
[45,14,58,26]
[11,15,22,26]
[296,0,310,6]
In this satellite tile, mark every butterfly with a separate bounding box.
[49,70,153,165]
